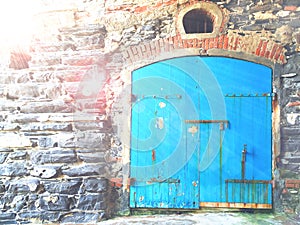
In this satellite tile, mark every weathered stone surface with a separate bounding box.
[61,24,107,37]
[62,54,106,66]
[18,211,61,223]
[39,195,75,211]
[61,212,102,223]
[43,179,82,194]
[31,165,60,178]
[281,127,300,137]
[38,137,54,148]
[282,140,300,152]
[26,194,40,211]
[283,54,300,74]
[8,114,41,123]
[21,123,73,132]
[20,100,74,113]
[8,151,27,160]
[31,149,77,164]
[0,181,5,193]
[0,221,18,225]
[62,164,106,177]
[0,153,8,163]
[59,25,107,51]
[76,131,110,148]
[0,148,12,152]
[0,162,28,176]
[289,19,300,28]
[80,178,108,193]
[0,193,12,210]
[0,134,31,148]
[9,49,31,70]
[7,84,40,99]
[77,150,106,163]
[0,212,16,220]
[74,121,105,130]
[77,194,106,210]
[37,133,76,148]
[30,54,62,67]
[283,0,300,6]
[7,179,40,193]
[0,122,21,131]
[275,25,293,44]
[58,134,77,148]
[11,195,27,211]
[0,0,299,223]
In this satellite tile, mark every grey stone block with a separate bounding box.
[80,178,108,193]
[0,153,8,164]
[39,195,75,211]
[31,149,77,164]
[20,101,74,113]
[282,141,300,152]
[283,0,300,6]
[74,121,104,130]
[8,151,27,160]
[18,211,61,223]
[77,150,105,163]
[0,182,5,193]
[11,195,27,211]
[60,212,103,223]
[7,179,40,193]
[62,164,106,177]
[76,132,110,149]
[21,123,73,132]
[38,137,54,148]
[0,212,16,220]
[0,220,18,224]
[43,179,82,195]
[31,165,60,178]
[0,162,28,176]
[77,194,106,210]
[0,148,12,152]
[281,127,300,137]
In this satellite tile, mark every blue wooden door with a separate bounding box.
[130,57,272,209]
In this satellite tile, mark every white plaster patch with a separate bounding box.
[287,113,300,125]
[188,125,198,136]
[155,117,164,129]
[253,11,277,20]
[0,134,31,147]
[276,10,291,18]
[159,102,166,108]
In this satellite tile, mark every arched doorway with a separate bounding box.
[129,56,273,209]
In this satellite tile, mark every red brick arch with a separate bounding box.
[122,34,286,66]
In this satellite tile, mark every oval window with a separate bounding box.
[183,9,213,34]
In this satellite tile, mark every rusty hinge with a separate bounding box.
[185,120,229,130]
[110,178,136,188]
[241,144,247,180]
[225,93,275,97]
[132,94,182,101]
[146,178,180,184]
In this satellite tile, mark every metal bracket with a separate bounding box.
[225,93,275,97]
[133,94,182,101]
[185,120,229,130]
[146,178,180,184]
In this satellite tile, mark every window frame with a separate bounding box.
[177,2,224,39]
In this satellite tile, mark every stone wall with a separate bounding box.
[0,0,299,223]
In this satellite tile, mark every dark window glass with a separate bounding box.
[183,9,213,34]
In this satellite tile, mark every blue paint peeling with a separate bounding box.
[130,56,272,209]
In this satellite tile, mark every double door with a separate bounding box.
[130,56,272,209]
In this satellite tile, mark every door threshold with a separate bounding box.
[200,202,272,209]
[130,208,199,215]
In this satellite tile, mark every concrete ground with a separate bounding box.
[101,212,300,225]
